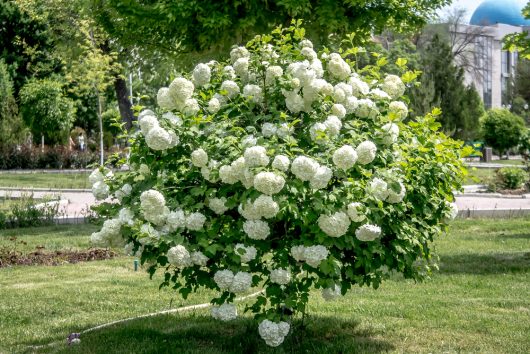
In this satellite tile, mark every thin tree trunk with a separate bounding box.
[114,76,134,131]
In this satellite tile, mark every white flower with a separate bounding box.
[253,172,285,195]
[300,39,313,48]
[349,76,370,96]
[162,112,182,126]
[201,159,220,183]
[139,164,150,175]
[324,115,342,136]
[327,53,351,80]
[118,208,134,226]
[331,104,346,119]
[139,223,160,242]
[219,165,239,184]
[309,122,328,144]
[386,181,406,203]
[229,271,252,293]
[332,145,358,170]
[355,224,382,241]
[235,243,257,263]
[243,84,263,104]
[220,80,240,98]
[209,197,228,215]
[242,135,257,148]
[91,218,123,247]
[166,209,186,231]
[192,63,211,87]
[230,46,250,64]
[389,101,408,120]
[269,268,291,285]
[381,74,406,98]
[333,82,353,103]
[244,146,269,167]
[191,251,209,266]
[157,87,175,110]
[239,201,261,220]
[356,98,378,118]
[223,65,236,79]
[318,211,351,237]
[445,202,459,221]
[262,123,277,137]
[89,168,105,184]
[347,202,365,222]
[243,220,270,240]
[168,77,194,104]
[370,88,390,100]
[287,61,316,86]
[291,245,306,262]
[276,123,294,138]
[258,320,290,347]
[139,115,159,136]
[368,178,389,201]
[291,156,319,181]
[381,123,399,145]
[304,245,329,267]
[284,91,305,113]
[145,126,173,151]
[309,165,333,189]
[211,304,237,321]
[186,212,206,231]
[191,148,208,168]
[214,269,235,290]
[182,98,200,117]
[322,284,342,301]
[140,189,168,225]
[207,97,221,113]
[92,181,109,200]
[301,46,317,60]
[272,155,290,172]
[233,57,249,78]
[356,141,377,165]
[344,96,359,113]
[167,245,192,268]
[265,66,283,86]
[254,195,279,219]
[138,109,155,120]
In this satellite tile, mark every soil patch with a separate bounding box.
[0,248,117,267]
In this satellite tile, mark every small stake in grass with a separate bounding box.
[134,259,138,271]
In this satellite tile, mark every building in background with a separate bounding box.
[451,0,529,109]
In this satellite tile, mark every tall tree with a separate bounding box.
[504,1,530,59]
[0,59,26,148]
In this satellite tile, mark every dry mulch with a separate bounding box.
[0,248,117,267]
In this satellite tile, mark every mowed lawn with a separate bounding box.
[0,219,529,353]
[0,172,91,189]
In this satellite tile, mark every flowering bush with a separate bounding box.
[90,23,466,347]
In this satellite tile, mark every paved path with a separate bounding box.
[465,162,525,169]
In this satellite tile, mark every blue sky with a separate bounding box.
[440,0,528,22]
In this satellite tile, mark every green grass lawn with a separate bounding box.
[0,172,91,189]
[1,220,529,353]
[493,159,525,165]
[464,167,495,185]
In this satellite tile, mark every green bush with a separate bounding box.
[0,196,59,229]
[480,109,525,157]
[19,78,75,145]
[496,167,528,190]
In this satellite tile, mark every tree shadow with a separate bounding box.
[495,233,530,240]
[26,313,394,354]
[439,252,530,274]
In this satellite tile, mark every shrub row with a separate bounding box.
[0,197,59,229]
[0,146,103,170]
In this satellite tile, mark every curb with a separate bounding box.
[0,187,91,193]
[458,208,530,218]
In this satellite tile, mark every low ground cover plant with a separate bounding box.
[89,23,466,347]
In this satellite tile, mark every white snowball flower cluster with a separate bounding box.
[389,101,408,120]
[347,202,365,222]
[244,146,269,167]
[90,168,110,200]
[381,123,400,145]
[272,155,290,171]
[262,122,277,137]
[290,245,329,267]
[140,189,169,226]
[445,202,459,221]
[327,53,351,80]
[239,194,279,221]
[90,218,123,247]
[291,156,319,181]
[192,63,211,87]
[234,243,257,263]
[208,197,229,215]
[190,251,209,266]
[318,211,351,237]
[167,245,192,268]
[332,145,358,170]
[186,212,207,231]
[386,182,406,203]
[191,148,209,167]
[211,304,237,321]
[266,65,283,86]
[321,284,342,301]
[356,141,377,165]
[258,320,290,347]
[243,84,263,104]
[243,220,271,240]
[355,224,382,241]
[270,268,291,285]
[213,269,254,293]
[253,172,285,195]
[381,74,406,99]
[221,80,240,98]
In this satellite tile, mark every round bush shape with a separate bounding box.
[90,24,464,347]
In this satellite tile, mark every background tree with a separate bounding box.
[0,60,26,149]
[19,78,75,145]
[480,108,526,158]
[504,1,530,58]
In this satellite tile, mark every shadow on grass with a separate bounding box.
[496,233,530,240]
[439,252,530,274]
[29,313,393,354]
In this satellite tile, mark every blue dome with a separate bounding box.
[470,0,530,26]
